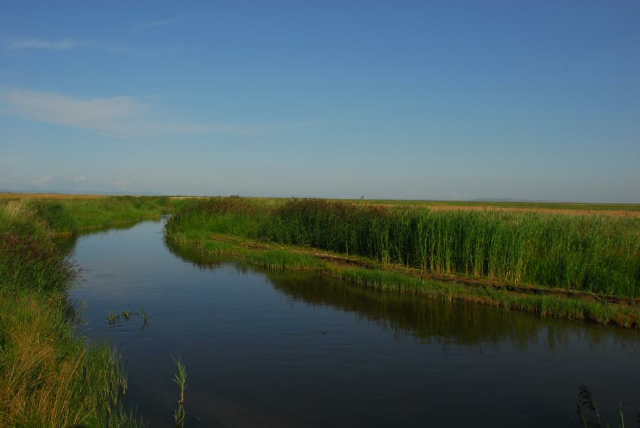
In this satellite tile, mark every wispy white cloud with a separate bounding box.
[115,179,131,189]
[5,37,180,58]
[32,175,52,186]
[0,88,147,137]
[135,19,172,30]
[9,38,82,51]
[73,175,86,182]
[0,87,256,138]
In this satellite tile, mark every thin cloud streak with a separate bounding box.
[32,175,52,186]
[6,37,181,58]
[9,38,81,51]
[135,19,172,30]
[0,87,259,138]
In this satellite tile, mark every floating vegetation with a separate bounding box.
[106,308,149,328]
[107,311,121,325]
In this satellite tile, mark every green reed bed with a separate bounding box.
[0,199,154,426]
[167,197,640,298]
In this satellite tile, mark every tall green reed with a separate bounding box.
[168,198,640,297]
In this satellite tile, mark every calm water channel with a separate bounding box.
[66,218,640,427]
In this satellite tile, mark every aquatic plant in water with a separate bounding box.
[172,356,187,428]
[576,384,639,428]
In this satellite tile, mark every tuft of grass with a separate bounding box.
[172,356,187,428]
[0,292,142,427]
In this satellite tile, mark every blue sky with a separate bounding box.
[1,1,638,202]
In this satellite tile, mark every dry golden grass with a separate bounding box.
[0,293,129,427]
[0,200,32,219]
[376,203,640,218]
[0,192,107,200]
[1,294,83,427]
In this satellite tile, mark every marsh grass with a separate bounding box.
[167,197,640,298]
[0,292,141,427]
[0,197,173,426]
[1,195,182,235]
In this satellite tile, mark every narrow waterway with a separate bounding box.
[67,218,640,427]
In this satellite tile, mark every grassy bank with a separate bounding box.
[28,195,181,234]
[0,196,178,426]
[165,197,640,328]
[168,197,640,297]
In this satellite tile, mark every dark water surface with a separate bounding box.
[67,218,640,427]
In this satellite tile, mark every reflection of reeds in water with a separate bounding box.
[137,307,149,327]
[166,234,640,349]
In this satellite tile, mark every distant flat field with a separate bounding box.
[354,199,640,217]
[0,192,107,199]
[2,193,639,217]
[250,197,640,217]
[359,199,640,211]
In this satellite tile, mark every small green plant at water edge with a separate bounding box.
[576,384,639,428]
[121,310,131,321]
[172,356,187,428]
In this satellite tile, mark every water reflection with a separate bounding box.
[166,237,638,354]
[57,218,160,254]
